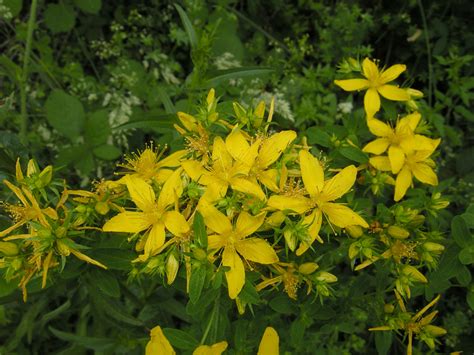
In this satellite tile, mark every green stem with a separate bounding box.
[417,0,433,106]
[20,0,38,145]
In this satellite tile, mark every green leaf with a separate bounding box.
[456,265,472,286]
[89,269,120,298]
[45,90,85,139]
[467,287,474,310]
[40,300,71,325]
[189,267,206,304]
[113,115,176,131]
[193,212,207,248]
[0,277,18,298]
[459,246,474,265]
[93,296,144,327]
[87,248,134,271]
[339,146,369,163]
[93,144,121,160]
[206,67,273,86]
[1,0,22,19]
[269,295,297,314]
[375,331,392,355]
[44,4,76,33]
[157,87,176,114]
[74,0,101,14]
[174,4,198,48]
[162,328,199,350]
[49,327,115,351]
[306,127,332,147]
[451,215,472,248]
[85,110,110,146]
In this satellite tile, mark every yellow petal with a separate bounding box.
[103,212,150,233]
[124,176,156,212]
[222,246,245,299]
[366,118,392,137]
[299,150,324,196]
[233,138,261,173]
[322,203,368,228]
[212,136,232,169]
[3,180,29,206]
[225,129,250,161]
[334,78,370,91]
[398,112,421,131]
[258,131,296,168]
[267,195,311,214]
[412,135,439,152]
[193,341,228,355]
[388,146,405,174]
[364,88,381,117]
[379,64,406,83]
[257,327,279,355]
[15,158,24,181]
[236,211,266,237]
[322,165,357,201]
[362,58,380,81]
[177,112,197,132]
[144,222,166,257]
[394,167,412,201]
[296,209,323,256]
[157,150,187,168]
[412,163,438,186]
[146,325,176,355]
[230,178,265,200]
[198,200,232,234]
[378,85,410,101]
[182,160,207,181]
[236,238,278,264]
[158,168,183,209]
[164,211,190,236]
[202,179,228,202]
[363,138,390,154]
[259,169,279,192]
[70,249,107,269]
[208,234,227,250]
[369,156,392,172]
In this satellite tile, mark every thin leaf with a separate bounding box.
[174,4,198,48]
[206,67,273,86]
[49,327,116,351]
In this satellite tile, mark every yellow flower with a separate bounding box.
[363,113,438,173]
[268,150,368,255]
[198,200,278,299]
[182,135,265,202]
[102,170,189,260]
[334,58,410,117]
[145,325,228,355]
[226,129,296,191]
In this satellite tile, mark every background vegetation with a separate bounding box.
[0,0,472,353]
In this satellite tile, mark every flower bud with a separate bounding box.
[0,241,19,256]
[423,242,445,252]
[402,265,427,283]
[388,226,410,239]
[316,271,338,283]
[424,324,447,337]
[193,248,207,261]
[95,201,110,215]
[166,253,179,285]
[39,165,53,186]
[298,262,319,275]
[384,303,395,313]
[346,225,363,238]
[56,240,71,256]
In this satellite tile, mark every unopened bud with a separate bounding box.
[299,262,319,275]
[95,201,110,215]
[402,265,427,283]
[39,165,53,186]
[424,325,447,337]
[193,248,207,261]
[166,253,179,285]
[423,242,445,252]
[388,226,410,239]
[316,271,338,283]
[56,240,71,256]
[384,304,395,313]
[56,226,68,238]
[0,241,19,256]
[346,225,363,238]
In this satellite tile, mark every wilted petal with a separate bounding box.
[378,85,410,101]
[334,78,370,91]
[363,138,390,154]
[124,176,156,211]
[236,211,266,237]
[146,325,176,355]
[388,146,406,174]
[222,247,245,299]
[299,150,324,196]
[103,212,150,233]
[412,163,438,186]
[164,211,190,236]
[267,195,311,214]
[394,167,412,201]
[257,327,279,355]
[322,203,368,228]
[364,88,381,117]
[380,64,406,83]
[322,165,357,201]
[198,200,232,234]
